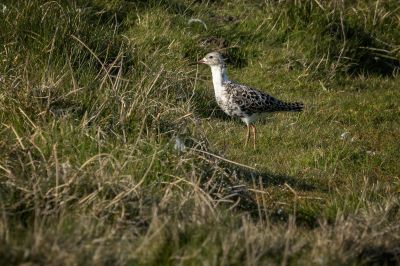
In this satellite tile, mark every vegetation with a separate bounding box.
[1,0,399,264]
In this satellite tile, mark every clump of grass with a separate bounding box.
[1,0,400,265]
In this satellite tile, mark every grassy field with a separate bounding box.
[1,0,400,265]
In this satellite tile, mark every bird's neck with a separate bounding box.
[210,64,228,94]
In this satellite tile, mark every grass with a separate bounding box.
[1,0,400,265]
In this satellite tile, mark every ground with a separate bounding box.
[0,0,399,265]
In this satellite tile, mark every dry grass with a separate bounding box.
[1,0,400,265]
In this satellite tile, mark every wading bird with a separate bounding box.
[197,52,303,149]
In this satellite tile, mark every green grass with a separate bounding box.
[1,0,400,265]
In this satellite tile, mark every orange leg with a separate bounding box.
[244,125,250,147]
[251,125,257,149]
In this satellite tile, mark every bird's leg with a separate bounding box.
[251,124,257,149]
[244,124,250,147]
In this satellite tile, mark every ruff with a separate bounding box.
[197,52,303,148]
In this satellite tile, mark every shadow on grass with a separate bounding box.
[325,21,400,76]
[195,152,329,228]
[191,92,235,122]
[224,162,322,193]
[226,164,328,227]
[197,152,328,226]
[358,246,400,266]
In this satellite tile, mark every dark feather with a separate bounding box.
[223,81,304,115]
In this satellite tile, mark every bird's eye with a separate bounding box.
[209,56,213,59]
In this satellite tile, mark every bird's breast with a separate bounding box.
[215,90,243,117]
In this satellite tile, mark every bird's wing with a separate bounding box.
[224,81,286,113]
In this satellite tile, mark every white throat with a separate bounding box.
[210,64,229,97]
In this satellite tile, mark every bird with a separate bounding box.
[197,51,303,149]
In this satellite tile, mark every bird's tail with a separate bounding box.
[280,101,304,112]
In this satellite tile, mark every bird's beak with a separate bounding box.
[196,59,205,64]
[189,59,205,66]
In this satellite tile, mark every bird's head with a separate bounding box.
[197,52,224,66]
